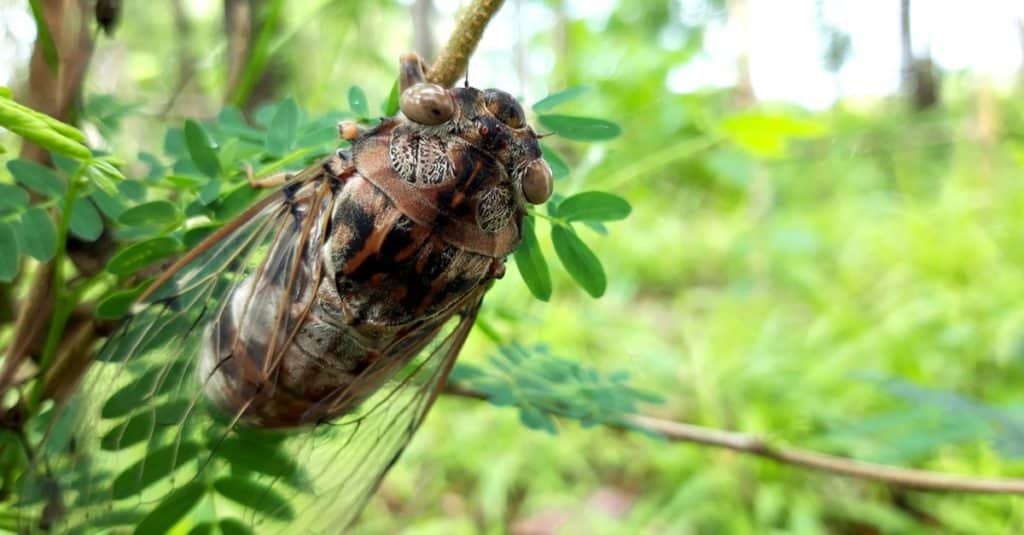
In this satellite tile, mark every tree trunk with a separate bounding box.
[727,0,754,107]
[900,0,938,110]
[21,0,95,165]
[412,0,436,63]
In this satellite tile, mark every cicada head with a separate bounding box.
[349,53,552,258]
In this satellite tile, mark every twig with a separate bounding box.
[444,384,1024,495]
[426,0,505,87]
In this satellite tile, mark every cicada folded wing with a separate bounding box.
[20,49,561,533]
[24,161,484,534]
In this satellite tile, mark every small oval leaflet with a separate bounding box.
[556,191,631,222]
[0,183,30,213]
[184,119,221,178]
[133,481,205,535]
[551,224,606,298]
[112,442,203,499]
[213,477,295,521]
[537,114,622,141]
[532,86,591,113]
[348,85,369,117]
[19,206,57,262]
[118,200,181,227]
[540,143,570,180]
[0,221,19,281]
[265,97,299,157]
[69,196,103,241]
[106,235,182,275]
[7,159,66,198]
[513,216,552,301]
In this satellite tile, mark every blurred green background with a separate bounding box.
[4,0,1024,533]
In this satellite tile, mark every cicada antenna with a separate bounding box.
[536,131,556,139]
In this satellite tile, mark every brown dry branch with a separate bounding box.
[426,0,506,87]
[444,384,1024,495]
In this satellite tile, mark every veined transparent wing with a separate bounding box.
[20,159,484,534]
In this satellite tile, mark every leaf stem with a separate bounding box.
[525,208,562,226]
[31,166,84,407]
[445,383,1024,495]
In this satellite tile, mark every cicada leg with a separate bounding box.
[245,162,294,189]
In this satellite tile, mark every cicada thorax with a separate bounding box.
[199,93,538,428]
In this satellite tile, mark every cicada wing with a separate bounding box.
[23,156,486,534]
[280,295,483,533]
[20,169,340,533]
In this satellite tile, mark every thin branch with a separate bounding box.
[426,0,505,87]
[444,384,1024,495]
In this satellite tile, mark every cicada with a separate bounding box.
[23,53,553,533]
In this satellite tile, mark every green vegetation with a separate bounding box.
[2,0,1024,533]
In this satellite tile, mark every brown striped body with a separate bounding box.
[198,82,549,428]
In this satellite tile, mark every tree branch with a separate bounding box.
[426,0,505,87]
[444,384,1024,495]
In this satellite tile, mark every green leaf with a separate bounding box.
[556,191,631,223]
[112,442,202,499]
[551,225,606,298]
[532,86,590,113]
[213,476,294,520]
[0,221,19,282]
[265,97,299,157]
[213,184,262,221]
[540,144,569,180]
[99,400,188,451]
[184,119,220,178]
[95,285,147,320]
[6,159,65,197]
[183,224,219,249]
[19,207,56,262]
[91,186,126,219]
[118,200,181,227]
[188,523,216,535]
[86,159,123,196]
[0,184,30,213]
[219,518,255,535]
[198,179,220,205]
[100,411,154,450]
[132,481,204,535]
[106,236,182,275]
[519,405,557,434]
[117,177,146,200]
[513,216,551,301]
[383,79,400,116]
[348,86,369,117]
[215,437,310,491]
[537,115,621,141]
[68,197,103,241]
[101,361,189,418]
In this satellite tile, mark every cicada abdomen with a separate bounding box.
[23,53,555,533]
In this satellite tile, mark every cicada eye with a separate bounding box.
[521,159,553,205]
[484,89,525,129]
[400,83,455,125]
